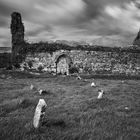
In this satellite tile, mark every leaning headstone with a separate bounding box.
[97,89,104,99]
[30,84,36,90]
[30,84,34,90]
[33,99,47,128]
[38,89,43,95]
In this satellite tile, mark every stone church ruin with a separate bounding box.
[1,12,140,76]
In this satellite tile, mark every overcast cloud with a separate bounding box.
[0,0,140,47]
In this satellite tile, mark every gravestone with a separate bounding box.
[97,89,104,99]
[33,99,47,128]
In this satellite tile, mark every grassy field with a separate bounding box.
[0,71,140,140]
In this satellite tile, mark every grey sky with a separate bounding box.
[0,0,140,47]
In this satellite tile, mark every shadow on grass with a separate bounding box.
[42,118,66,128]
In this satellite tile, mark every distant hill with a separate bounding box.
[0,47,11,53]
[90,36,133,48]
[55,36,133,48]
[55,40,89,46]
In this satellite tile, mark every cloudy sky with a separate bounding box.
[0,0,140,47]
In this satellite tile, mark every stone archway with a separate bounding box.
[55,53,72,75]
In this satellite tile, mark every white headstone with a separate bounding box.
[97,90,104,99]
[33,99,47,128]
[30,84,34,90]
[91,82,96,87]
[39,89,43,95]
[125,107,129,110]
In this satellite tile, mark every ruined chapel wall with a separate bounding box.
[24,50,140,75]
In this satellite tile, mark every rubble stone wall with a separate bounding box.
[24,50,140,75]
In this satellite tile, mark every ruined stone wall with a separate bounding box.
[24,50,140,75]
[11,12,24,64]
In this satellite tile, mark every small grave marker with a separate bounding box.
[91,82,96,87]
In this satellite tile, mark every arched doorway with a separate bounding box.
[55,54,72,75]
